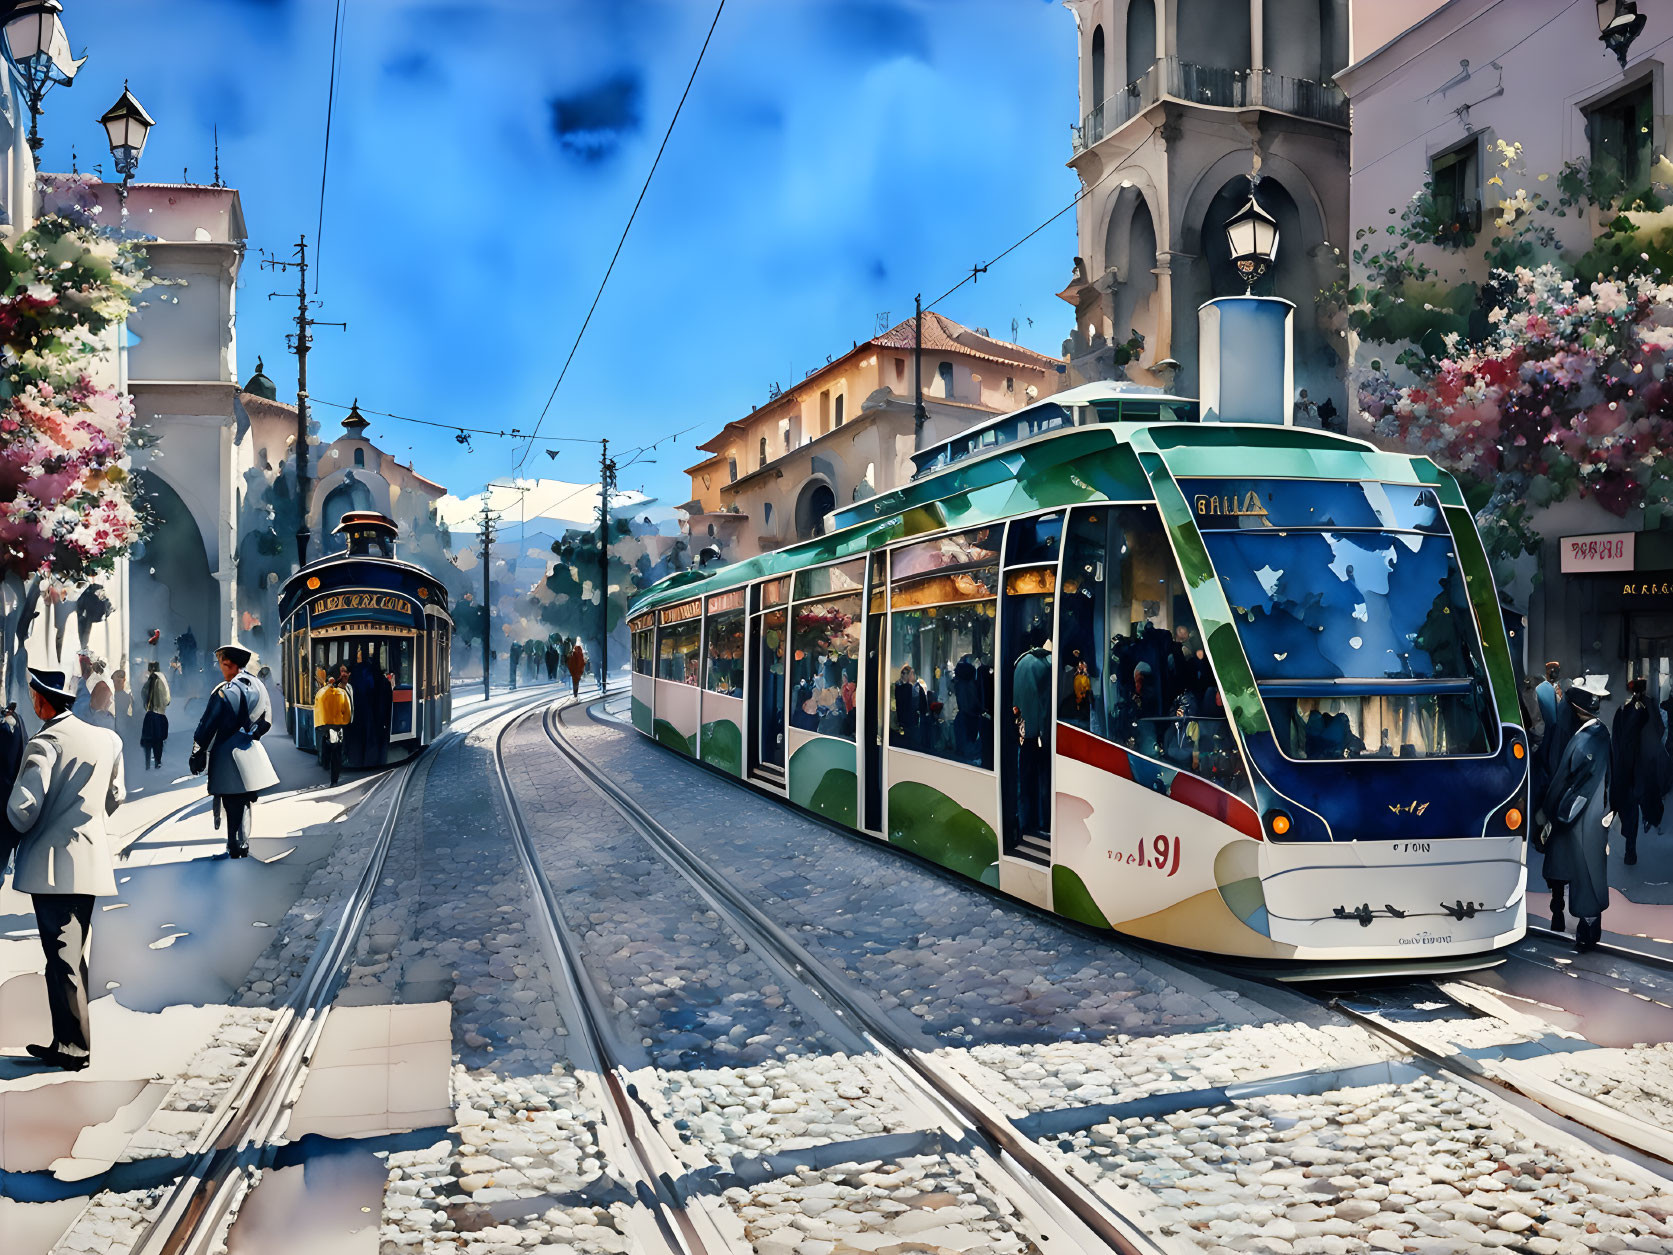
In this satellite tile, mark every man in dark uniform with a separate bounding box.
[1537,676,1612,949]
[0,701,27,869]
[190,643,280,859]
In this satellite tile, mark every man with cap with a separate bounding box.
[5,667,125,1070]
[1536,675,1614,951]
[190,643,279,859]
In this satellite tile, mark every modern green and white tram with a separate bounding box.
[627,380,1528,968]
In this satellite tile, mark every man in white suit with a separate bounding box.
[7,667,124,1070]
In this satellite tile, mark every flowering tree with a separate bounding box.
[1344,141,1673,582]
[0,174,151,694]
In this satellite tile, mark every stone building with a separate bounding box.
[680,313,1063,560]
[1336,0,1673,692]
[1059,0,1350,414]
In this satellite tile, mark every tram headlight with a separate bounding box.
[1505,808,1523,831]
[1265,809,1292,838]
[1512,741,1525,760]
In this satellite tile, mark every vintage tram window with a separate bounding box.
[1061,504,1250,800]
[632,629,654,676]
[789,593,862,740]
[890,527,1001,585]
[889,601,994,767]
[657,601,702,685]
[794,559,864,601]
[704,606,745,695]
[1003,512,1062,566]
[760,576,790,608]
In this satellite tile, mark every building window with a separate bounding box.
[1006,376,1015,393]
[895,357,906,380]
[1587,81,1655,194]
[759,436,767,469]
[763,502,774,530]
[1090,24,1105,108]
[1429,137,1481,243]
[834,394,845,427]
[938,361,954,399]
[820,389,831,433]
[728,456,738,482]
[353,447,365,467]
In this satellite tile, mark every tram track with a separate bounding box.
[535,697,1172,1255]
[105,686,567,1255]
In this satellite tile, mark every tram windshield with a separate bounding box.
[1200,501,1497,760]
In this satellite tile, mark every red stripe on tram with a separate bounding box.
[1055,722,1263,840]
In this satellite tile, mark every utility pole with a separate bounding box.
[597,439,617,692]
[913,292,927,449]
[262,234,345,569]
[479,498,496,702]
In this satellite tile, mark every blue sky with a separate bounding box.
[52,0,1080,506]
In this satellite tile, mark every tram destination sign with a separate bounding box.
[310,591,419,627]
[1560,531,1634,573]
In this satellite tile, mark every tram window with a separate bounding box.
[632,629,654,676]
[789,594,862,740]
[1061,504,1249,799]
[794,559,864,600]
[890,527,1001,586]
[704,609,745,694]
[1004,512,1063,566]
[658,619,701,685]
[889,600,994,767]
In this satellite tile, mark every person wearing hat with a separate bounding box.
[189,643,279,859]
[1536,675,1614,951]
[5,667,125,1070]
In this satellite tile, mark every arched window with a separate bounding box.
[759,436,767,469]
[728,456,738,482]
[938,361,955,399]
[1090,25,1105,106]
[1126,0,1156,84]
[353,447,364,467]
[834,393,845,427]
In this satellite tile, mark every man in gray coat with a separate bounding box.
[6,667,125,1070]
[190,643,279,859]
[1537,675,1613,951]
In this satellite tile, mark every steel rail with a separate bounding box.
[540,699,1171,1255]
[126,687,565,1255]
[1524,923,1673,976]
[489,694,738,1255]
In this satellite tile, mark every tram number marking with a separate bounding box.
[1393,842,1432,853]
[1109,834,1182,876]
[1388,800,1430,816]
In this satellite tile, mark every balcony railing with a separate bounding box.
[1072,57,1349,154]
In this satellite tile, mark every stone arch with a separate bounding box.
[320,472,377,552]
[1177,0,1250,71]
[130,468,218,674]
[1125,0,1156,84]
[794,476,837,541]
[1102,187,1160,354]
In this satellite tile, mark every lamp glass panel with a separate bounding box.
[1253,217,1278,258]
[1598,1,1617,34]
[1226,217,1256,258]
[3,12,47,61]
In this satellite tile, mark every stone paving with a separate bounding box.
[570,699,1673,1255]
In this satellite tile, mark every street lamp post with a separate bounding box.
[3,0,82,154]
[99,83,154,220]
[1597,1,1647,69]
[1224,185,1280,294]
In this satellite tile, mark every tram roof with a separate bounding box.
[278,550,453,622]
[632,418,1464,618]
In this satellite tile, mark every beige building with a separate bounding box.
[681,313,1063,559]
[1060,0,1350,414]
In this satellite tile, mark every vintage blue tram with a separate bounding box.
[277,511,453,759]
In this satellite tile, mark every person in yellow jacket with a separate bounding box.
[313,665,354,786]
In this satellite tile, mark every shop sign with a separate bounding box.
[1560,532,1635,573]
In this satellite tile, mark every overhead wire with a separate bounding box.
[515,0,726,470]
[314,0,347,293]
[310,396,701,460]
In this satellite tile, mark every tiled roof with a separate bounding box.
[868,310,1062,371]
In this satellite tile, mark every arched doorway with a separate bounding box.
[321,473,376,552]
[130,468,218,691]
[795,479,836,541]
[1104,188,1159,357]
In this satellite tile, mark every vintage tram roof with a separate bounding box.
[631,419,1464,618]
[278,550,453,623]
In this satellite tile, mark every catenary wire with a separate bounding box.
[310,396,701,460]
[314,0,347,293]
[515,0,726,471]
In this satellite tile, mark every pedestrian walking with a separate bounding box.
[1611,678,1669,865]
[313,666,353,786]
[566,639,588,699]
[0,701,27,870]
[509,640,522,690]
[1533,661,1569,802]
[189,642,279,859]
[1537,675,1613,951]
[5,667,124,1070]
[139,661,170,769]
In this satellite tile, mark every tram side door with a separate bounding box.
[862,553,885,834]
[746,580,788,787]
[999,519,1060,865]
